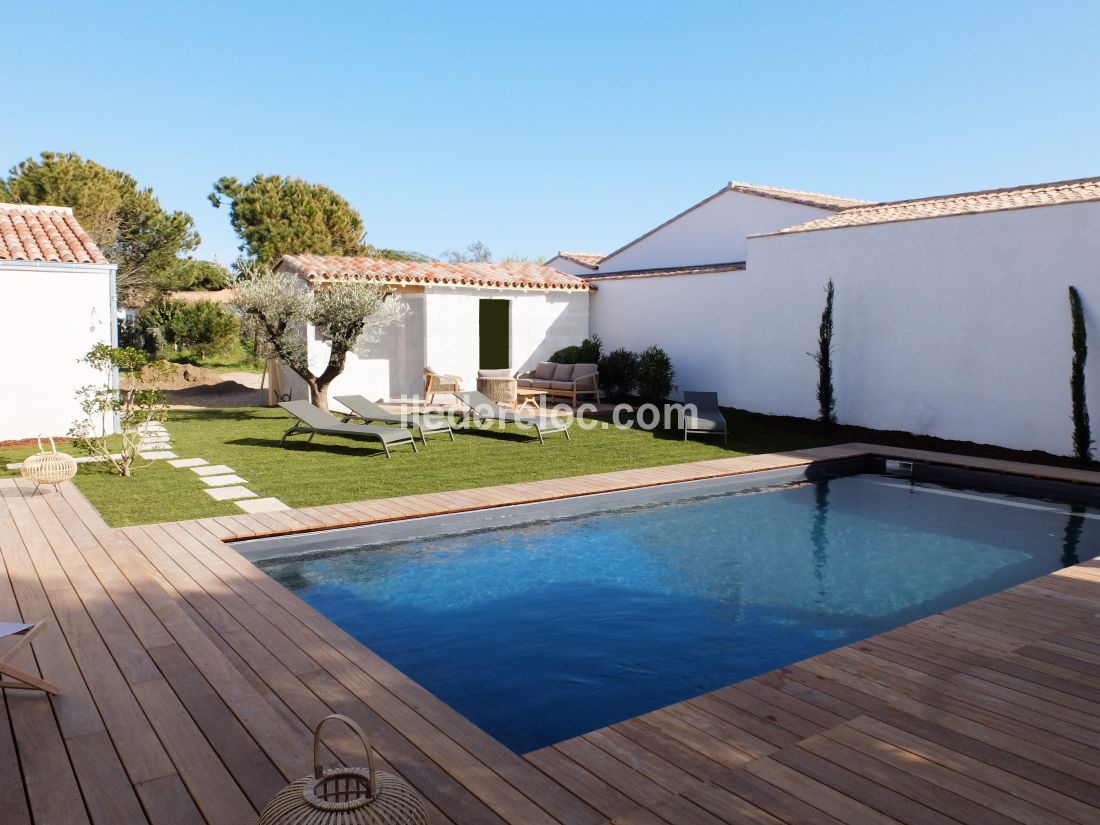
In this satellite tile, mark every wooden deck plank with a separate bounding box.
[7,443,1100,823]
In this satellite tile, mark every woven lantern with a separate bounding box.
[20,436,78,493]
[259,714,430,825]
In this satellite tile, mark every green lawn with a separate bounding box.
[1,407,837,527]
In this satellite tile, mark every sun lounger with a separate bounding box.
[334,395,455,445]
[0,621,60,695]
[278,401,419,457]
[682,391,727,443]
[455,390,571,444]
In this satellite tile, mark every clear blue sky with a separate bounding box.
[5,1,1100,263]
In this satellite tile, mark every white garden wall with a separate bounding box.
[0,261,115,441]
[597,189,838,273]
[590,201,1100,456]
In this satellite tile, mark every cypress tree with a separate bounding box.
[810,280,837,425]
[1069,285,1092,461]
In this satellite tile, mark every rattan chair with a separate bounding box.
[476,375,518,406]
[423,368,463,405]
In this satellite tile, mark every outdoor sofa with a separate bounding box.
[334,395,455,445]
[278,400,419,457]
[682,391,728,443]
[516,362,601,405]
[455,390,571,444]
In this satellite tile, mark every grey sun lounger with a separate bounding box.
[334,395,455,445]
[682,391,728,443]
[455,390,571,444]
[278,400,419,457]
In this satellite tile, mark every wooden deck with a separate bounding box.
[3,443,1100,824]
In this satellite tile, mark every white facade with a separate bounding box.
[587,183,1100,456]
[597,189,842,273]
[281,285,590,411]
[0,260,116,440]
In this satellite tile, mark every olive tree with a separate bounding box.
[233,260,407,410]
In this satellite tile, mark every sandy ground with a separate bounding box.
[166,370,269,408]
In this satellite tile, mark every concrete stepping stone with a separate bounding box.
[236,497,290,513]
[139,451,177,460]
[202,474,248,487]
[191,464,234,476]
[205,486,256,501]
[168,458,208,468]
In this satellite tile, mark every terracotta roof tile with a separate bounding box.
[554,251,604,268]
[767,176,1100,235]
[276,254,592,291]
[727,181,872,210]
[0,203,107,264]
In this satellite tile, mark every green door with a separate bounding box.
[479,299,510,369]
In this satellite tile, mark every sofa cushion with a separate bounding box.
[552,363,575,382]
[478,368,513,379]
[516,378,534,388]
[534,361,557,380]
[572,363,597,379]
[549,381,574,391]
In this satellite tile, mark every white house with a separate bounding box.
[553,177,1100,456]
[272,254,592,408]
[0,203,116,441]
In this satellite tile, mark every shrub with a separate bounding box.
[637,346,675,401]
[551,334,603,364]
[599,348,639,400]
[170,301,240,358]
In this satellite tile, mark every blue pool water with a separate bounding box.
[263,474,1098,753]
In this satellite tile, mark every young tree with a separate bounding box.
[68,344,171,477]
[233,261,408,409]
[162,258,231,291]
[3,152,199,303]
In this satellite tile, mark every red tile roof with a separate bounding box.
[764,176,1100,236]
[0,203,107,264]
[276,254,592,291]
[727,181,872,210]
[553,251,604,269]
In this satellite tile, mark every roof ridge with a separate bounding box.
[0,202,75,216]
[726,181,873,207]
[840,174,1100,210]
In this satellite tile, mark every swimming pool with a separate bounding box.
[258,466,1098,753]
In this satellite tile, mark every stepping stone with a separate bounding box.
[168,457,208,468]
[192,464,234,476]
[202,474,248,487]
[139,451,177,460]
[236,497,290,513]
[205,486,256,501]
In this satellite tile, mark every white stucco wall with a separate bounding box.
[423,287,590,390]
[0,261,115,440]
[597,190,839,273]
[290,287,590,410]
[590,200,1100,456]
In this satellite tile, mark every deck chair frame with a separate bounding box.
[0,621,60,695]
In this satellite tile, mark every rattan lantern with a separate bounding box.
[20,436,78,493]
[259,714,430,825]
